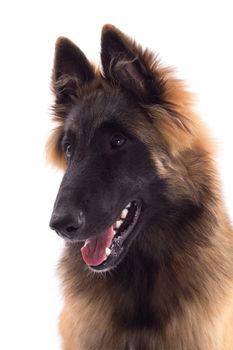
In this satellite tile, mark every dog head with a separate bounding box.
[48,25,213,272]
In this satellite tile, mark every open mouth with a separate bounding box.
[81,200,142,272]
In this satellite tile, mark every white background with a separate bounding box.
[0,1,232,349]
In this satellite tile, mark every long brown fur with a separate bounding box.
[47,25,233,349]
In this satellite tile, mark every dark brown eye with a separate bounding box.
[110,134,127,149]
[64,143,72,158]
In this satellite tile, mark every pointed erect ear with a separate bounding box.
[52,37,95,116]
[101,25,164,104]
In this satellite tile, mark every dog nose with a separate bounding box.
[49,209,85,239]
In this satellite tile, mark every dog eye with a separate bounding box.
[111,134,127,149]
[64,142,72,158]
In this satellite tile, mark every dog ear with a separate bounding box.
[52,37,95,116]
[101,25,164,104]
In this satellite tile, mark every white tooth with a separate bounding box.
[105,247,111,256]
[126,203,131,209]
[121,209,128,219]
[116,220,123,229]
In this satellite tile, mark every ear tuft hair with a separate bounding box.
[52,37,95,117]
[101,24,165,104]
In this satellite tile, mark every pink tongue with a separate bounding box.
[81,226,115,266]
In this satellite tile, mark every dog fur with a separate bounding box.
[47,25,233,350]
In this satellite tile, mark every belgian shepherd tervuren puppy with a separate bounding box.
[48,25,233,349]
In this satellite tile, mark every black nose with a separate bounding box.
[49,209,85,239]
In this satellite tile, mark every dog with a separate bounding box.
[48,25,233,349]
